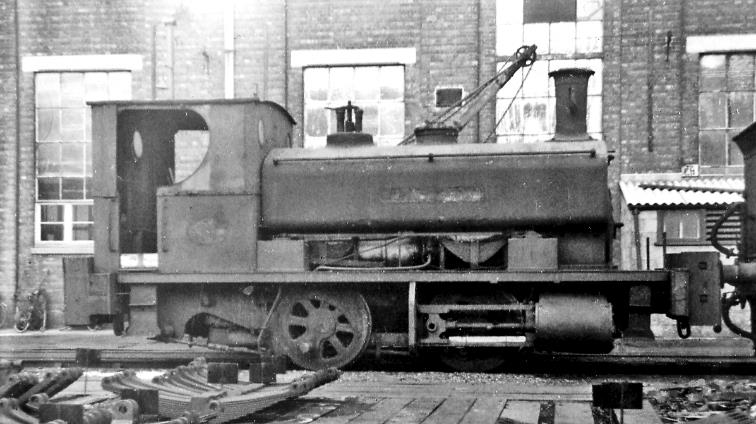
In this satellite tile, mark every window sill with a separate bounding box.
[31,245,94,255]
[654,240,728,247]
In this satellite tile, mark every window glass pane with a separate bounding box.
[524,0,576,23]
[61,143,85,175]
[73,204,93,221]
[729,139,745,166]
[379,103,404,137]
[728,55,755,91]
[84,177,92,199]
[40,224,64,241]
[37,109,61,142]
[361,104,379,136]
[330,68,354,103]
[60,108,85,141]
[379,67,404,100]
[498,98,523,135]
[38,178,60,200]
[586,95,602,133]
[524,23,550,54]
[37,143,60,176]
[108,72,132,100]
[680,211,700,239]
[84,72,109,102]
[36,73,60,108]
[354,67,380,101]
[576,21,602,54]
[85,108,93,142]
[61,178,84,200]
[497,135,523,144]
[73,224,93,241]
[577,0,603,21]
[497,67,523,99]
[497,24,524,56]
[521,61,549,97]
[550,22,576,55]
[698,92,727,128]
[305,107,329,138]
[304,68,329,101]
[60,73,84,106]
[729,92,754,128]
[40,205,64,222]
[577,58,603,95]
[700,55,726,91]
[663,212,681,240]
[84,143,92,177]
[497,0,523,25]
[699,130,727,166]
[522,98,549,135]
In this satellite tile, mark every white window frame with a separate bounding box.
[25,55,140,254]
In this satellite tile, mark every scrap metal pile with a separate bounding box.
[647,379,756,423]
[0,357,340,423]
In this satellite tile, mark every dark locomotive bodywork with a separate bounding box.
[68,64,756,371]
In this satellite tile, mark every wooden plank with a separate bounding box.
[423,398,476,424]
[459,397,506,424]
[312,397,381,424]
[349,397,413,424]
[385,398,444,424]
[498,400,542,424]
[554,401,594,424]
[618,400,663,424]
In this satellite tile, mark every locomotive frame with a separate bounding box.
[64,48,756,371]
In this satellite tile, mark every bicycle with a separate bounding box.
[14,288,47,333]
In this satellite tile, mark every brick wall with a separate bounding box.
[0,0,19,324]
[605,0,756,176]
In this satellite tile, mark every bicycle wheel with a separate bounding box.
[14,308,31,333]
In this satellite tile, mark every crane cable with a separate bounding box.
[483,63,533,143]
[398,47,531,146]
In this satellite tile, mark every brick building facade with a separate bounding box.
[0,0,754,328]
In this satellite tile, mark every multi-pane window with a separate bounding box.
[698,54,755,167]
[303,65,405,148]
[658,210,705,244]
[495,0,603,143]
[35,71,131,246]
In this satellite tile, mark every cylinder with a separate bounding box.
[535,293,614,353]
[549,68,594,141]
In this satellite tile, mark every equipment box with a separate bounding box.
[257,240,307,272]
[63,257,117,326]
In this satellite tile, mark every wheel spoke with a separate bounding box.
[327,335,347,355]
[335,322,354,334]
[287,315,310,327]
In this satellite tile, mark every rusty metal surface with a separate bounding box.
[101,358,340,423]
[262,140,610,233]
[117,269,671,284]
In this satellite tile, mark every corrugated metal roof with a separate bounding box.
[620,176,744,207]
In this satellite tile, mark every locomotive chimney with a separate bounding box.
[326,101,374,147]
[549,68,594,141]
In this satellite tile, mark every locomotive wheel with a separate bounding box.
[431,292,519,372]
[272,289,372,370]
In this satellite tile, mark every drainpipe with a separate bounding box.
[224,0,234,99]
[632,207,642,270]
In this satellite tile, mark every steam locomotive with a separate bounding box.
[66,46,756,371]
